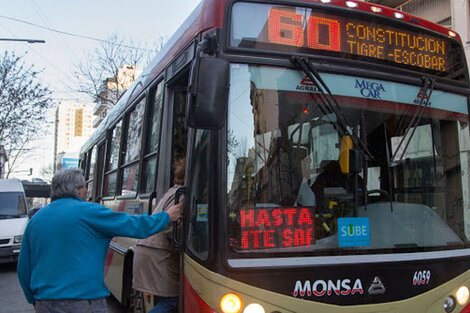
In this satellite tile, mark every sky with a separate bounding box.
[0,0,201,180]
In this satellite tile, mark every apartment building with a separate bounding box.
[92,64,142,128]
[54,102,94,170]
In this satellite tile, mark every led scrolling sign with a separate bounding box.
[233,6,460,74]
[239,207,314,250]
[269,8,447,71]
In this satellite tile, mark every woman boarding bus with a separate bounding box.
[80,0,470,312]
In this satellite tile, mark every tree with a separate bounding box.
[74,33,163,106]
[0,51,53,178]
[40,163,54,183]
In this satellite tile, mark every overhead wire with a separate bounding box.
[0,13,156,52]
[27,0,83,98]
[28,0,81,62]
[0,21,81,99]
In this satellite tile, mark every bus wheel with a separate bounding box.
[127,288,144,313]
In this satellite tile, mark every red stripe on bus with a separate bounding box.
[183,275,217,313]
[104,238,116,276]
[460,302,470,313]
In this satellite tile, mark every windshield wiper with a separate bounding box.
[391,77,435,162]
[291,56,374,161]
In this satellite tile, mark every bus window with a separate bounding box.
[88,146,97,180]
[104,121,122,197]
[79,154,87,172]
[109,122,122,171]
[187,129,211,260]
[145,82,164,155]
[121,98,145,196]
[141,81,164,194]
[171,88,187,180]
[94,142,106,200]
[86,146,97,200]
[104,173,117,198]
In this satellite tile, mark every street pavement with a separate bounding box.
[0,262,34,313]
[0,262,125,313]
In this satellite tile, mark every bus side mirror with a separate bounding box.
[187,57,229,129]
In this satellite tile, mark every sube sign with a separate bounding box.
[338,217,371,247]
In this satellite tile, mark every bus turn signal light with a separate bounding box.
[220,293,243,313]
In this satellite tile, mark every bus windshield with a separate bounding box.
[0,192,27,218]
[227,64,470,254]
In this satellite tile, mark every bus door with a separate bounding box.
[146,70,189,312]
[169,86,188,313]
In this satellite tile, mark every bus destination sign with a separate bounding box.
[238,207,314,250]
[268,8,447,71]
[231,4,461,75]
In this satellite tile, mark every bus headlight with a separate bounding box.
[243,303,265,313]
[13,235,22,244]
[220,293,243,313]
[456,286,469,305]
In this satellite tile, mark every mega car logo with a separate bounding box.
[355,79,386,99]
[296,75,320,92]
[293,279,364,297]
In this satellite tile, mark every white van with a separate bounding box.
[0,179,28,263]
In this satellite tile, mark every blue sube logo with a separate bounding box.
[338,217,370,247]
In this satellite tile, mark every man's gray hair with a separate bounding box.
[51,168,86,201]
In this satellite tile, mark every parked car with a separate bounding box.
[0,179,28,263]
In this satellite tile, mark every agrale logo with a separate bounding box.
[414,88,432,105]
[355,79,386,99]
[293,279,363,297]
[368,276,386,295]
[296,75,320,93]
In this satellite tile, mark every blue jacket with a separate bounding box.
[17,197,170,304]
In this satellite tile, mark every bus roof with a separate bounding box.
[80,0,462,155]
[81,0,223,154]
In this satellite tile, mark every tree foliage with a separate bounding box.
[0,51,53,178]
[74,33,163,106]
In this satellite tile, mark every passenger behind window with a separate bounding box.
[132,154,185,313]
[310,160,348,213]
[295,155,316,207]
[310,160,365,222]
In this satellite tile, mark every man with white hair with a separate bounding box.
[17,167,182,313]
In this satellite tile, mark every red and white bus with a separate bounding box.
[80,0,470,312]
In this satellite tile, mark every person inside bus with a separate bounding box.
[132,154,186,313]
[310,160,348,213]
[310,160,365,213]
[17,167,182,313]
